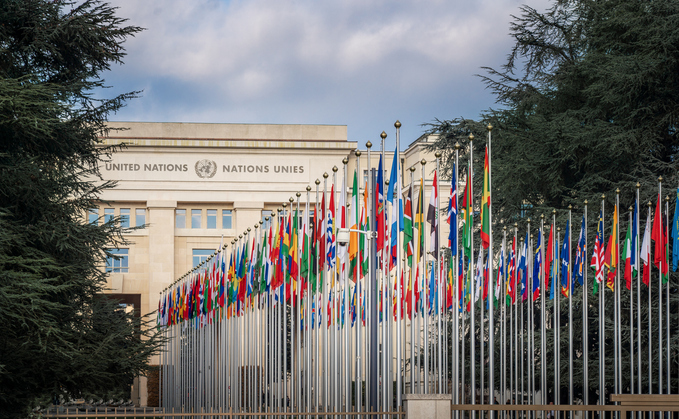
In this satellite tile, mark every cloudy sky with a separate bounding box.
[102,0,549,149]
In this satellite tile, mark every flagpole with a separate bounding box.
[453,142,460,406]
[421,159,429,394]
[582,200,589,406]
[435,151,443,394]
[408,166,415,394]
[628,205,634,398]
[615,189,621,401]
[665,194,670,395]
[540,214,546,405]
[556,222,560,405]
[502,226,508,407]
[648,200,653,398]
[342,157,350,415]
[658,176,663,396]
[486,123,495,407]
[567,205,573,413]
[380,131,390,414]
[513,223,518,407]
[467,132,476,409]
[356,150,363,413]
[395,120,403,408]
[600,195,605,406]
[634,185,641,398]
[528,229,533,406]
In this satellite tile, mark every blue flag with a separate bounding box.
[560,220,570,295]
[519,232,528,301]
[573,216,586,286]
[632,200,638,275]
[387,148,398,204]
[449,164,458,255]
[533,233,542,301]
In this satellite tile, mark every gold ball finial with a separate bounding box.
[247,227,251,232]
[584,200,588,205]
[648,201,653,207]
[527,218,531,223]
[395,120,401,128]
[552,209,556,215]
[487,123,493,131]
[380,131,387,140]
[265,216,270,221]
[557,227,561,232]
[271,211,276,217]
[255,224,259,229]
[540,214,545,219]
[332,166,338,173]
[569,204,572,210]
[435,151,442,158]
[659,176,663,182]
[636,182,641,189]
[323,172,329,178]
[290,197,295,202]
[315,179,321,185]
[503,226,507,231]
[531,234,534,239]
[666,195,670,202]
[282,203,287,208]
[366,141,372,149]
[342,158,348,165]
[239,234,243,239]
[468,133,474,141]
[454,142,461,150]
[616,188,620,194]
[410,166,416,172]
[385,179,390,186]
[421,159,426,166]
[355,150,362,157]
[601,194,606,200]
[514,223,518,227]
[629,206,633,212]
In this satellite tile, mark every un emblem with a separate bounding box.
[194,159,217,179]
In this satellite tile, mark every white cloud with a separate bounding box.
[104,0,551,144]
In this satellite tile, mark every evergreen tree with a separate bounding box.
[428,0,679,401]
[0,1,160,417]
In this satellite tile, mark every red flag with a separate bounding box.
[652,193,663,267]
[545,224,554,292]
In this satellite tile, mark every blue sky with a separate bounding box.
[102,0,549,149]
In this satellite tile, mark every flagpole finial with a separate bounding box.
[636,182,641,189]
[435,151,441,158]
[455,142,461,150]
[468,133,474,142]
[486,123,493,131]
[247,227,251,232]
[629,206,633,212]
[265,216,270,221]
[658,176,663,182]
[552,209,556,215]
[569,204,572,210]
[514,223,518,227]
[395,120,401,128]
[601,194,606,200]
[421,159,426,166]
[366,141,372,149]
[255,224,259,229]
[584,200,588,205]
[616,188,620,194]
[410,166,416,173]
[541,214,545,220]
[527,218,531,223]
[381,131,387,139]
[239,234,243,238]
[315,179,320,185]
[282,203,287,208]
[356,150,362,157]
[342,158,348,165]
[666,195,670,202]
[557,227,561,232]
[503,226,507,231]
[306,186,312,192]
[290,197,295,202]
[648,201,653,207]
[385,179,390,186]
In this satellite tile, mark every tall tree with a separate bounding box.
[0,1,160,417]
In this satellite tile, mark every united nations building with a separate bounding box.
[95,121,443,405]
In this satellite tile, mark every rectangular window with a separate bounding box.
[88,208,99,225]
[135,208,146,227]
[261,210,273,230]
[120,208,130,228]
[104,208,114,224]
[175,209,186,228]
[191,209,202,229]
[105,248,129,273]
[207,209,217,229]
[193,249,213,267]
[222,209,233,229]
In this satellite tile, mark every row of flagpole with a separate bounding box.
[157,120,678,414]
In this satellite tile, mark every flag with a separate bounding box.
[604,204,618,291]
[427,170,439,257]
[475,243,484,302]
[448,165,457,254]
[623,221,632,290]
[480,147,491,249]
[591,210,604,294]
[640,208,651,287]
[416,177,425,261]
[376,155,385,253]
[337,176,347,275]
[673,187,679,271]
[507,236,516,305]
[573,216,586,286]
[519,232,528,301]
[545,223,554,298]
[651,193,668,282]
[348,171,359,270]
[387,148,398,205]
[532,233,542,301]
[632,200,639,277]
[496,240,505,304]
[361,181,369,278]
[560,220,570,297]
[461,168,473,258]
[404,185,414,266]
[326,185,336,270]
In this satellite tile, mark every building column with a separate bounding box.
[234,201,264,234]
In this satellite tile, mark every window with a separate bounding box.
[193,249,213,267]
[105,248,129,273]
[88,208,99,225]
[135,208,146,227]
[175,209,186,228]
[191,209,202,229]
[222,210,233,229]
[207,209,217,229]
[261,210,273,230]
[104,208,114,224]
[120,208,130,228]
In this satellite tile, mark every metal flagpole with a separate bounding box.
[379,131,389,413]
[332,165,339,414]
[343,157,350,415]
[583,200,589,406]
[435,151,443,395]
[502,227,508,406]
[528,227,533,406]
[356,150,362,413]
[628,206,634,397]
[635,186,641,398]
[468,132,475,408]
[305,186,312,414]
[323,173,329,413]
[540,214,546,405]
[600,195,605,406]
[409,166,416,394]
[421,159,429,394]
[615,190,621,402]
[556,223,560,405]
[658,177,663,396]
[665,194,670,395]
[395,120,403,409]
[487,123,495,407]
[568,206,573,414]
[520,232,525,407]
[648,200,652,397]
[454,142,460,406]
[314,179,321,416]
